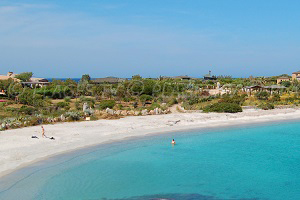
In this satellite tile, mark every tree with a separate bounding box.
[92,85,103,100]
[280,81,291,88]
[255,91,270,100]
[277,74,291,78]
[81,74,91,82]
[64,79,77,97]
[116,85,126,102]
[15,72,33,82]
[0,79,15,91]
[132,74,142,80]
[142,79,156,95]
[78,75,91,96]
[140,94,153,103]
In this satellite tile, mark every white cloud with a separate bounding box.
[0,2,53,13]
[0,5,19,13]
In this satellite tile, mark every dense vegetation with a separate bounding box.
[0,72,298,130]
[203,102,243,113]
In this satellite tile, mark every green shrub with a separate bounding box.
[198,96,215,103]
[272,94,281,102]
[5,107,18,112]
[167,98,178,106]
[90,115,98,121]
[285,97,295,103]
[65,111,83,121]
[79,96,95,108]
[75,101,81,110]
[35,87,71,99]
[187,96,199,105]
[182,102,192,110]
[255,91,270,100]
[280,81,291,88]
[220,94,247,105]
[18,89,46,107]
[203,102,242,113]
[258,103,275,110]
[15,72,33,82]
[64,97,71,102]
[118,104,123,110]
[122,97,130,102]
[148,102,161,111]
[19,106,36,115]
[57,102,69,108]
[140,94,153,102]
[84,109,94,116]
[98,100,116,110]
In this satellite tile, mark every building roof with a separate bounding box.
[277,76,290,79]
[21,82,50,85]
[245,85,286,89]
[292,71,300,74]
[30,78,49,82]
[174,75,193,79]
[203,73,217,80]
[245,85,263,89]
[204,74,212,77]
[0,76,20,82]
[264,85,286,89]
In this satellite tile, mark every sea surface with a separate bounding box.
[46,78,82,83]
[46,77,132,82]
[0,121,300,200]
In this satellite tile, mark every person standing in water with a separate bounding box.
[171,139,176,145]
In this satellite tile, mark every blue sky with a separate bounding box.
[0,0,300,78]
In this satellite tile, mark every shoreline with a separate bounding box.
[1,108,300,179]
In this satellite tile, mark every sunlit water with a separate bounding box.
[1,121,300,200]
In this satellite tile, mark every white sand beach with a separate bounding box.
[1,108,300,178]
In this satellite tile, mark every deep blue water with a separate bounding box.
[1,121,300,200]
[46,78,132,82]
[46,78,81,83]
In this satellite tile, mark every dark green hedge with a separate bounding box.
[258,103,274,110]
[98,100,116,110]
[203,102,242,113]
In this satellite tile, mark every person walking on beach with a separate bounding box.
[41,126,45,138]
[41,126,55,140]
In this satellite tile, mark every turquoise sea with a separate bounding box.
[1,121,300,200]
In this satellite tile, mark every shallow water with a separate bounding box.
[1,121,300,200]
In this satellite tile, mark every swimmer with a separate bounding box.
[171,139,176,145]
